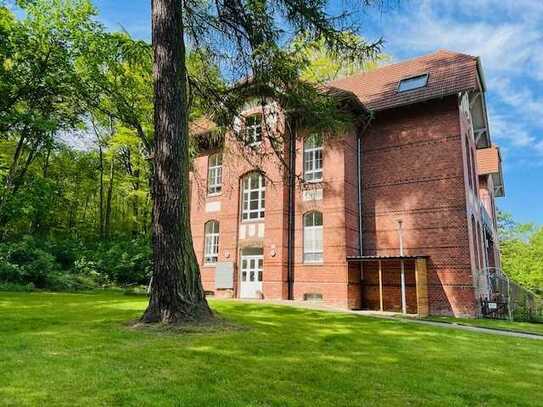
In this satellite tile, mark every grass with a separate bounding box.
[425,316,543,336]
[1,292,542,406]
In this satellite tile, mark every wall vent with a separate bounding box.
[304,293,323,301]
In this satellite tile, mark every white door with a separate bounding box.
[240,248,263,298]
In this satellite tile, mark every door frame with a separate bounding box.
[239,248,264,299]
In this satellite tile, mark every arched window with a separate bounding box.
[207,152,223,195]
[241,172,265,221]
[204,221,219,264]
[303,211,323,262]
[304,133,323,182]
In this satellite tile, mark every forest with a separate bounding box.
[0,0,541,297]
[0,0,165,291]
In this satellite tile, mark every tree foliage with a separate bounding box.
[0,0,388,305]
[498,211,543,295]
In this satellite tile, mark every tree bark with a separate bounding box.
[99,145,105,238]
[141,0,212,323]
[104,154,114,239]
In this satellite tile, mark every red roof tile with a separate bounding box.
[477,145,501,175]
[328,50,481,112]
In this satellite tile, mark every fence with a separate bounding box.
[482,267,543,322]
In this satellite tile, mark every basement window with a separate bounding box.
[398,74,429,92]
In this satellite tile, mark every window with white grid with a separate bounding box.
[243,115,262,146]
[207,152,223,195]
[304,133,323,182]
[241,172,265,221]
[303,211,323,263]
[204,221,219,264]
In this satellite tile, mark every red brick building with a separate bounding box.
[189,50,505,317]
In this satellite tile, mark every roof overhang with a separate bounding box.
[346,255,428,262]
[470,58,492,149]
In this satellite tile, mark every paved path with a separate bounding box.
[232,298,543,340]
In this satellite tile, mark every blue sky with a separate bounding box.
[92,0,542,225]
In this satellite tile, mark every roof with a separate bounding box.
[346,255,428,262]
[328,50,481,112]
[477,145,501,175]
[190,50,485,134]
[477,145,505,197]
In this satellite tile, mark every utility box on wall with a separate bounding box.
[215,262,234,289]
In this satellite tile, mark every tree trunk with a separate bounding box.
[141,0,212,323]
[104,154,114,239]
[99,145,105,238]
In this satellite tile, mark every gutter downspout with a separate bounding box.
[356,116,372,256]
[357,117,371,310]
[356,129,364,256]
[287,118,296,300]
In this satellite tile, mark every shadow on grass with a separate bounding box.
[2,292,543,406]
[128,313,248,336]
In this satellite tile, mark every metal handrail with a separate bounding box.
[480,266,512,320]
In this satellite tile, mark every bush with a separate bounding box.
[0,235,151,291]
[89,239,151,286]
[0,282,34,292]
[0,237,59,288]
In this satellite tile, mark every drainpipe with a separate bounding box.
[356,128,364,256]
[286,118,296,300]
[356,117,371,309]
[356,117,372,256]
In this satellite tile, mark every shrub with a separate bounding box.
[0,282,34,292]
[0,236,151,291]
[0,237,59,288]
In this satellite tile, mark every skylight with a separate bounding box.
[398,74,429,92]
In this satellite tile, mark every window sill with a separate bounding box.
[241,218,265,224]
[207,192,222,198]
[303,261,324,265]
[302,180,324,187]
[203,263,218,267]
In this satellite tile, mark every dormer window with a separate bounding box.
[398,74,428,92]
[243,114,262,146]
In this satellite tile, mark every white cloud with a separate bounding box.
[375,0,543,162]
[490,114,535,148]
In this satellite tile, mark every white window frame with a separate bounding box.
[243,114,262,146]
[303,211,323,263]
[204,221,220,265]
[304,134,323,182]
[207,152,223,195]
[397,73,429,92]
[241,172,265,221]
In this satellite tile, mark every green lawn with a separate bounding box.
[1,292,542,406]
[426,316,543,336]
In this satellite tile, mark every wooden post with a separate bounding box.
[415,258,429,317]
[378,260,383,312]
[400,259,406,314]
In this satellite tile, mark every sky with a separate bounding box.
[91,0,543,225]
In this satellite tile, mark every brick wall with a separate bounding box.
[190,116,359,307]
[361,96,477,316]
[189,95,486,317]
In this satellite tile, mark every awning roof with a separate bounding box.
[346,255,428,262]
[477,145,505,197]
